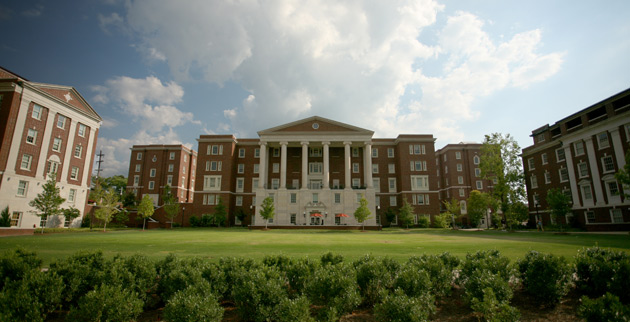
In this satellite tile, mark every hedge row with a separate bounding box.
[0,247,628,321]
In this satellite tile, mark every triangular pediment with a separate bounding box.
[258,116,373,136]
[30,82,102,122]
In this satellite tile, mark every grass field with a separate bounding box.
[1,228,629,266]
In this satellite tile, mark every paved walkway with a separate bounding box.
[457,228,629,235]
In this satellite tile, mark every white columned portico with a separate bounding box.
[364,142,373,188]
[280,141,288,189]
[563,146,582,208]
[36,111,57,179]
[584,138,605,205]
[344,141,352,189]
[60,120,78,183]
[301,141,309,189]
[323,141,330,189]
[610,128,626,169]
[258,142,267,189]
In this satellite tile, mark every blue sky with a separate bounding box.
[2,0,629,177]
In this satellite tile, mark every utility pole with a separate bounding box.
[95,150,104,179]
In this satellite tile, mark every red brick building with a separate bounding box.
[126,144,197,206]
[192,116,440,227]
[435,143,494,226]
[0,67,101,228]
[522,88,630,231]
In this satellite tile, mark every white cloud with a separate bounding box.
[98,12,125,34]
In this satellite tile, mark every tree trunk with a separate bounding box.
[143,218,146,231]
[103,222,107,232]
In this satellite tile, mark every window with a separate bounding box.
[254,164,259,173]
[444,166,448,174]
[544,171,551,184]
[150,168,156,177]
[52,138,62,152]
[290,214,297,224]
[252,178,259,189]
[458,176,464,184]
[68,189,76,202]
[254,148,260,158]
[578,162,589,178]
[203,175,222,191]
[57,115,66,129]
[20,154,32,170]
[476,181,483,189]
[611,209,623,223]
[309,147,322,157]
[272,148,279,157]
[209,161,222,171]
[597,132,609,148]
[372,148,378,158]
[239,148,245,158]
[390,196,397,206]
[372,164,379,174]
[353,163,359,173]
[137,152,143,160]
[203,194,216,205]
[475,168,481,177]
[556,148,565,162]
[148,181,155,190]
[26,129,37,144]
[574,141,584,156]
[47,161,59,176]
[559,168,569,182]
[455,151,461,159]
[541,153,548,165]
[527,158,535,170]
[271,179,280,189]
[373,178,381,192]
[352,178,361,188]
[133,175,139,186]
[17,181,28,197]
[409,144,425,155]
[10,212,21,227]
[473,155,480,165]
[236,196,243,206]
[411,161,425,171]
[169,152,175,160]
[457,164,462,172]
[601,155,615,173]
[312,193,319,203]
[606,181,620,197]
[411,175,428,191]
[238,164,245,173]
[273,163,279,173]
[290,193,297,204]
[210,145,223,155]
[167,175,173,185]
[236,178,244,192]
[388,148,394,158]
[74,145,82,158]
[536,133,545,143]
[388,178,397,192]
[334,193,341,204]
[586,211,595,223]
[530,175,538,188]
[78,124,87,137]
[459,188,465,197]
[581,184,593,200]
[166,164,173,172]
[352,147,359,157]
[388,164,395,174]
[32,105,42,119]
[70,167,79,180]
[309,162,322,174]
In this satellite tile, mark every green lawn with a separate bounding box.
[1,228,629,266]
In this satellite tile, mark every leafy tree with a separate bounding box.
[546,188,572,232]
[122,192,137,208]
[137,195,155,231]
[506,201,529,230]
[91,175,127,195]
[443,198,462,228]
[235,208,247,226]
[0,206,10,227]
[62,207,81,227]
[354,195,372,231]
[384,207,397,226]
[214,197,227,227]
[614,149,630,198]
[259,197,275,229]
[480,133,525,225]
[94,187,120,232]
[398,199,414,229]
[162,185,180,229]
[468,190,490,227]
[29,173,65,233]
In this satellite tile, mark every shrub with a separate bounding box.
[470,287,520,322]
[48,250,106,307]
[374,289,435,322]
[200,262,228,299]
[353,255,399,305]
[0,270,64,322]
[163,283,224,322]
[275,296,315,322]
[432,213,451,228]
[321,252,344,266]
[286,258,319,296]
[66,283,143,322]
[105,254,157,307]
[157,257,212,302]
[218,257,260,300]
[393,263,432,298]
[575,247,630,303]
[306,263,360,318]
[416,215,430,228]
[578,292,630,322]
[407,254,457,298]
[517,251,573,305]
[462,269,514,307]
[0,248,42,289]
[232,265,289,322]
[459,250,513,286]
[262,254,295,272]
[189,215,200,227]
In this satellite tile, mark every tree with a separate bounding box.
[214,197,227,227]
[62,207,81,227]
[468,190,490,228]
[384,207,397,226]
[506,201,529,231]
[235,208,247,227]
[0,206,10,227]
[443,198,462,229]
[398,199,414,229]
[354,195,372,231]
[547,188,572,232]
[480,133,526,225]
[259,197,275,229]
[29,173,65,233]
[94,188,120,232]
[162,185,180,229]
[615,149,630,198]
[137,195,155,231]
[91,175,127,195]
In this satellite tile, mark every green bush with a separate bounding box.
[200,262,228,299]
[0,270,64,322]
[517,251,573,305]
[353,255,399,305]
[407,254,457,298]
[306,263,360,318]
[0,248,42,289]
[48,250,106,307]
[321,251,344,266]
[105,254,157,307]
[470,287,520,322]
[393,262,432,298]
[459,250,513,287]
[163,283,224,322]
[66,283,143,322]
[286,258,319,296]
[416,215,430,228]
[157,256,212,302]
[232,265,289,322]
[275,296,315,322]
[218,257,260,300]
[461,269,514,310]
[578,292,630,322]
[575,247,630,303]
[432,213,451,228]
[374,289,435,322]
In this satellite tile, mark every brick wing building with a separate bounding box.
[0,67,101,228]
[522,88,630,231]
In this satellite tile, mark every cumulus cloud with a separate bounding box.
[113,0,562,146]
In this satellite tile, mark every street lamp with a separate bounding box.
[250,204,254,226]
[181,206,185,227]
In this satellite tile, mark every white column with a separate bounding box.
[301,141,309,189]
[584,138,605,205]
[322,141,330,189]
[80,126,96,187]
[5,86,29,175]
[564,146,581,208]
[280,141,288,189]
[60,120,78,183]
[344,141,352,189]
[610,128,626,170]
[364,142,373,188]
[258,142,267,189]
[35,111,57,179]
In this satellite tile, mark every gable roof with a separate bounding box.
[258,116,374,136]
[27,82,102,122]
